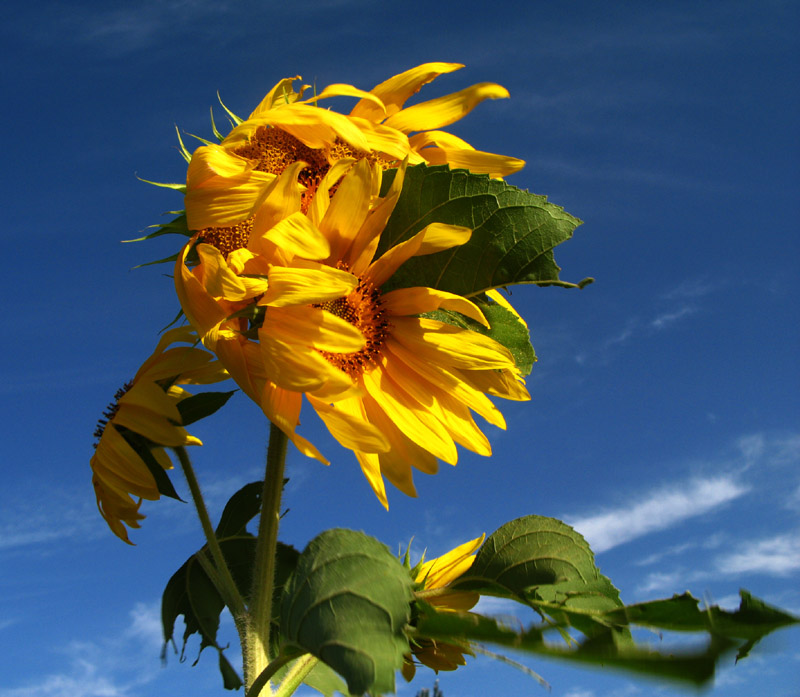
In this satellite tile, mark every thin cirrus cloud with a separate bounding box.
[564,476,749,554]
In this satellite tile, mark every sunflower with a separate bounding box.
[184,62,524,232]
[176,156,530,506]
[90,327,228,543]
[404,535,485,680]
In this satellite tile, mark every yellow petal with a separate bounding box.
[350,62,464,121]
[416,535,485,588]
[361,367,457,465]
[174,242,229,343]
[254,211,330,261]
[246,104,369,151]
[262,305,366,353]
[118,381,181,423]
[196,243,267,301]
[260,382,329,464]
[354,451,389,509]
[260,264,358,307]
[113,403,199,447]
[249,161,306,245]
[383,339,506,429]
[391,316,516,371]
[366,223,471,287]
[382,287,488,327]
[308,157,356,228]
[409,130,525,176]
[300,83,386,115]
[384,83,510,134]
[258,333,349,394]
[185,145,276,229]
[248,76,303,117]
[307,395,390,453]
[319,158,373,264]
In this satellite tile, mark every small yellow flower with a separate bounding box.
[404,535,485,680]
[176,158,530,505]
[184,62,525,232]
[90,327,228,543]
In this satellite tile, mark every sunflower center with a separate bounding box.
[200,126,397,257]
[199,217,253,258]
[318,276,390,378]
[93,381,133,446]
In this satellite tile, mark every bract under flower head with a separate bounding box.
[176,156,530,506]
[184,62,525,240]
[90,327,229,543]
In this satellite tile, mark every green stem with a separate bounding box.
[174,446,246,619]
[246,422,289,692]
[274,654,319,697]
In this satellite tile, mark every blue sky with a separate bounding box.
[1,1,798,696]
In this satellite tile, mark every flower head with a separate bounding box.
[90,327,228,543]
[404,535,485,680]
[184,62,524,233]
[176,158,530,505]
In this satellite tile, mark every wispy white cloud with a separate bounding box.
[650,306,697,330]
[565,477,749,553]
[661,277,720,300]
[715,532,800,577]
[0,603,162,697]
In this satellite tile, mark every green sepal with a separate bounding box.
[176,390,236,426]
[137,177,187,193]
[377,165,588,296]
[280,529,414,696]
[123,212,191,243]
[113,425,182,501]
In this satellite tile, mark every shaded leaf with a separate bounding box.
[215,481,263,537]
[377,165,585,297]
[281,529,414,696]
[176,390,236,426]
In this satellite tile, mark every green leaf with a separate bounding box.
[280,529,414,696]
[604,590,799,660]
[297,660,349,697]
[377,165,586,296]
[425,295,535,375]
[176,390,236,426]
[215,481,263,537]
[454,515,625,640]
[455,515,619,602]
[414,604,732,686]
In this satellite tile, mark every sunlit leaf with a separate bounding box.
[378,165,588,296]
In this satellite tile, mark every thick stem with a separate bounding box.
[246,422,289,693]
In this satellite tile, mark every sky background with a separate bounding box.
[1,1,798,696]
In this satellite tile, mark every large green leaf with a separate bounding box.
[454,515,625,640]
[377,165,587,297]
[280,529,414,696]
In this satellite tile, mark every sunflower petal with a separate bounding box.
[384,83,510,134]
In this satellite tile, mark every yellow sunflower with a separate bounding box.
[184,62,524,232]
[90,327,228,543]
[175,156,530,506]
[404,535,485,680]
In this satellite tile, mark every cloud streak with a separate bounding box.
[715,532,800,576]
[565,476,749,553]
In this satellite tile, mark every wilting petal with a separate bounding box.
[384,83,510,134]
[382,287,488,327]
